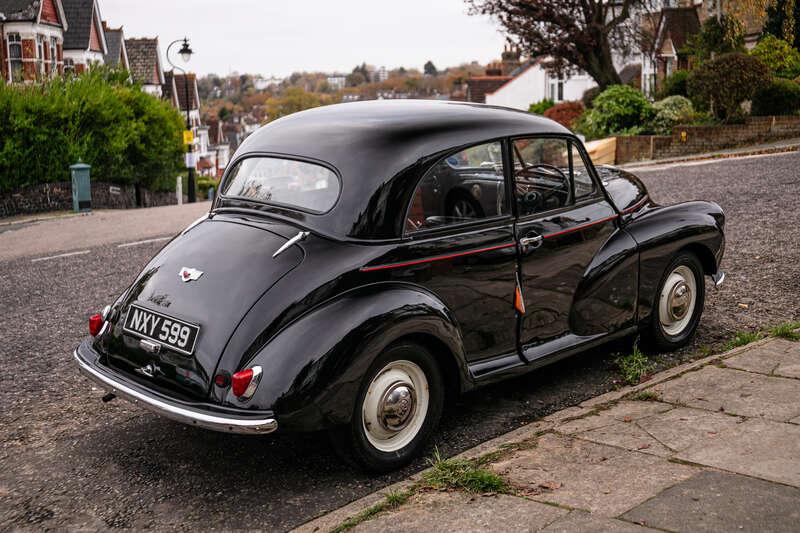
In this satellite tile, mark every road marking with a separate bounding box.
[117,237,171,248]
[31,250,90,263]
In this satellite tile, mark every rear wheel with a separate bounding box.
[643,251,705,351]
[333,342,444,473]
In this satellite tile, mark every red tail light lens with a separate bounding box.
[89,313,104,336]
[231,366,262,399]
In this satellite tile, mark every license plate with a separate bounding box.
[122,304,199,356]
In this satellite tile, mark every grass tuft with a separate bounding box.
[723,330,763,351]
[769,322,800,341]
[331,489,413,533]
[615,342,651,385]
[422,449,510,494]
[634,390,660,402]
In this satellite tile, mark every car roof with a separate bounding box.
[227,100,573,240]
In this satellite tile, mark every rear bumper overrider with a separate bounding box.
[73,340,278,435]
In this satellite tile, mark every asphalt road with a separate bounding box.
[1,152,798,531]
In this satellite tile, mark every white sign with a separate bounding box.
[184,152,197,169]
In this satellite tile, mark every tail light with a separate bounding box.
[231,366,263,400]
[89,313,104,336]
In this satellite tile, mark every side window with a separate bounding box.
[405,142,506,233]
[512,138,572,217]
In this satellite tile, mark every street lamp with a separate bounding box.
[167,37,197,203]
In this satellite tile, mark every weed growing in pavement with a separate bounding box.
[422,448,511,494]
[769,322,800,341]
[634,390,660,402]
[615,343,652,385]
[331,489,413,532]
[723,330,763,351]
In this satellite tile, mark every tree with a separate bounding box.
[424,60,438,76]
[265,87,324,121]
[466,0,654,90]
[687,53,770,120]
[762,0,800,49]
[684,14,746,62]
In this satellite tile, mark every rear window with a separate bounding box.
[221,157,340,214]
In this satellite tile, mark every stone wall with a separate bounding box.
[0,181,182,218]
[615,115,800,164]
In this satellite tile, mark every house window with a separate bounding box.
[50,38,58,73]
[36,35,46,77]
[7,33,22,82]
[64,58,74,74]
[549,77,564,101]
[665,57,674,77]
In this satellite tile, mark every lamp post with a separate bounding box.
[166,37,196,202]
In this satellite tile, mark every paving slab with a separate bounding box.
[491,433,696,517]
[353,492,567,532]
[635,407,745,453]
[725,339,800,379]
[622,470,800,532]
[542,510,656,532]
[554,401,673,436]
[651,365,800,422]
[678,418,800,487]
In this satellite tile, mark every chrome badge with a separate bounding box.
[179,267,204,283]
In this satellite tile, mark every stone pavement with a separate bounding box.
[298,336,800,532]
[0,201,210,262]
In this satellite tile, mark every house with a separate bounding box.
[172,71,201,128]
[641,5,701,96]
[101,21,127,70]
[61,0,106,73]
[161,69,179,108]
[0,0,68,83]
[125,37,164,96]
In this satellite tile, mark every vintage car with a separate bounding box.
[74,100,725,472]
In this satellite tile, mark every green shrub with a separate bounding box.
[543,101,584,129]
[658,70,690,98]
[687,53,771,120]
[0,70,184,192]
[575,85,653,140]
[751,78,800,116]
[649,96,695,134]
[750,35,800,79]
[528,98,555,115]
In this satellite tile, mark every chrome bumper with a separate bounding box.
[73,345,278,435]
[711,271,725,287]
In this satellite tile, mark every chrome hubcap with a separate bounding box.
[362,360,429,453]
[378,383,416,431]
[668,281,692,320]
[659,265,698,337]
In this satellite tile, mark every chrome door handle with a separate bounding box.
[519,235,543,248]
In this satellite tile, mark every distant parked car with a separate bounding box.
[75,100,725,472]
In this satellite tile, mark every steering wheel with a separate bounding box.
[525,164,571,206]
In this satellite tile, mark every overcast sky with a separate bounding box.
[100,0,506,77]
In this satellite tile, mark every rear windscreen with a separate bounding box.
[221,157,340,214]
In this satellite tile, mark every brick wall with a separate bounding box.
[0,182,182,218]
[615,115,800,164]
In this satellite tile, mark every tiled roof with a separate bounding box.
[162,70,179,107]
[125,38,163,86]
[656,7,701,55]
[0,0,39,21]
[173,72,199,111]
[208,119,224,144]
[61,0,101,51]
[465,76,512,103]
[103,25,124,66]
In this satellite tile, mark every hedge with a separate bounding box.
[0,69,185,193]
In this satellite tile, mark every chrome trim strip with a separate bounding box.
[272,230,309,258]
[73,350,277,435]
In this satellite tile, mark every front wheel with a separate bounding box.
[643,251,705,351]
[332,342,444,473]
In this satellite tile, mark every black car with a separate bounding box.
[75,100,725,472]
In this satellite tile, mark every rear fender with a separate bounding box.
[227,283,466,430]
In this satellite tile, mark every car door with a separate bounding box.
[402,140,519,363]
[510,136,619,361]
